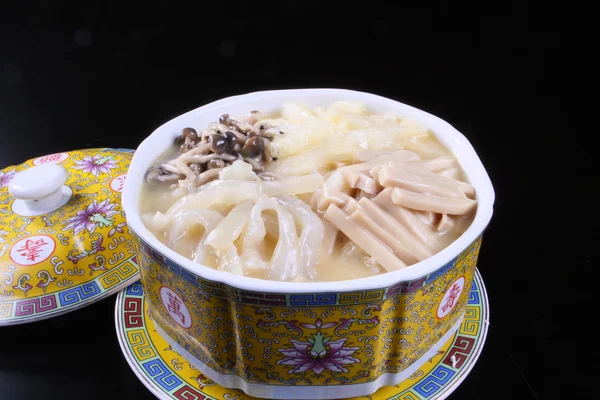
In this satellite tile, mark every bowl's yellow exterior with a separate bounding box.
[136,235,481,386]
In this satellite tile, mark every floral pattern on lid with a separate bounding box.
[0,169,16,188]
[63,198,119,235]
[73,154,118,176]
[0,148,139,325]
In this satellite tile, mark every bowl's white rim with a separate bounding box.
[123,88,495,293]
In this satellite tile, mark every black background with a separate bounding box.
[0,1,593,399]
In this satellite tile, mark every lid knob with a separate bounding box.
[8,164,72,216]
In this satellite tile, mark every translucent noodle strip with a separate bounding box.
[167,182,259,217]
[205,201,254,249]
[276,195,324,280]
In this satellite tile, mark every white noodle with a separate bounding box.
[276,194,324,280]
[204,201,253,249]
[142,102,478,282]
[167,182,260,217]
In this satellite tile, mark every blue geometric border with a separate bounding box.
[116,270,488,400]
[391,269,487,399]
[0,252,140,325]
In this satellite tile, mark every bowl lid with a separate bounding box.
[0,148,140,325]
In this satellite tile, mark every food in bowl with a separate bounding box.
[140,101,477,282]
[122,89,494,399]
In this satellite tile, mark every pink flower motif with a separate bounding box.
[63,199,118,235]
[74,155,117,176]
[0,169,16,188]
[300,318,337,329]
[277,333,360,375]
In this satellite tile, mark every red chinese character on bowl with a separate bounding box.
[437,276,465,319]
[10,235,56,266]
[160,286,192,329]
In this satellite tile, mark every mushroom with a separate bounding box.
[180,127,199,153]
[235,120,256,133]
[224,130,247,147]
[247,110,261,125]
[149,109,274,187]
[209,134,228,154]
[146,166,183,184]
[219,114,230,126]
[241,136,264,158]
[182,127,198,141]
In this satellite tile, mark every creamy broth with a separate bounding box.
[140,102,476,282]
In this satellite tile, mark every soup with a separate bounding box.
[140,101,476,282]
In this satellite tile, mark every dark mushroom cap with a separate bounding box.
[149,109,272,187]
[241,136,265,158]
[209,134,228,154]
[182,127,198,141]
[224,131,241,149]
[219,114,230,126]
[146,166,182,184]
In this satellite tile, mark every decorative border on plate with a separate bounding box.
[115,270,489,400]
[392,276,488,400]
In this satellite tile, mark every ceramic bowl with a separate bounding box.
[122,89,494,399]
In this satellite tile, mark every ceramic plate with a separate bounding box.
[115,270,489,400]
